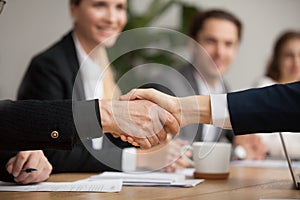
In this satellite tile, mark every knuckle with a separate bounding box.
[46,164,53,173]
[17,153,27,161]
[140,121,152,132]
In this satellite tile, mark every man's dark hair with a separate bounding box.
[70,0,81,6]
[189,9,243,41]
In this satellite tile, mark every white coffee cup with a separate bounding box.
[181,142,232,179]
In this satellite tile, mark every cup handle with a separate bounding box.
[180,145,194,167]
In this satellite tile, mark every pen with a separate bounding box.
[21,168,37,173]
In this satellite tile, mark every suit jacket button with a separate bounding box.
[51,131,59,139]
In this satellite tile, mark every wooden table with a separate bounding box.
[1,166,299,200]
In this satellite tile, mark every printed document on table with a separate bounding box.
[82,172,204,187]
[0,179,122,192]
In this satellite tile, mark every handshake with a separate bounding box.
[100,88,211,149]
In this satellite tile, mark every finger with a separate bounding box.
[166,134,172,142]
[14,169,32,183]
[164,165,176,173]
[15,171,34,184]
[6,157,16,175]
[12,152,30,177]
[127,136,134,142]
[120,89,156,101]
[127,137,140,146]
[174,139,189,146]
[176,157,191,168]
[120,135,128,142]
[156,128,167,143]
[111,133,120,138]
[120,135,140,147]
[185,149,193,158]
[31,160,52,184]
[159,110,180,136]
[127,137,137,145]
[134,137,152,149]
[131,141,140,147]
[146,135,160,147]
[120,89,139,101]
[14,152,40,183]
[20,167,47,185]
[24,152,40,168]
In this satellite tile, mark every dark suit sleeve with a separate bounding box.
[227,82,300,134]
[0,99,103,181]
[0,99,102,150]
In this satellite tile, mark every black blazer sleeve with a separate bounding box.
[0,99,102,151]
[227,82,300,134]
[0,99,104,181]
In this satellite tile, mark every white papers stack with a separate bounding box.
[83,172,204,187]
[0,179,122,192]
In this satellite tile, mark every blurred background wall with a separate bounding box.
[0,0,299,99]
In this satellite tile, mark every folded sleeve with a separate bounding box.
[210,94,232,129]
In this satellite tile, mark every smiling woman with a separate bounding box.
[70,0,127,53]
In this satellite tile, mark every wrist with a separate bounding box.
[178,96,198,127]
[99,100,113,133]
[197,95,212,125]
[177,96,211,127]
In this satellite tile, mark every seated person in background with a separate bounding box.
[178,9,239,145]
[239,31,300,159]
[146,9,266,170]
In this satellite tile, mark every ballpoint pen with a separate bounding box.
[21,168,37,173]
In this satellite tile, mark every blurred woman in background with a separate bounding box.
[254,30,300,158]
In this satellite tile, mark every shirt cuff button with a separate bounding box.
[51,131,59,139]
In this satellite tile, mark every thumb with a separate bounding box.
[159,109,179,137]
[166,134,172,143]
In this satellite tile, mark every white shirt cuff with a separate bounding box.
[210,94,232,129]
[122,147,137,172]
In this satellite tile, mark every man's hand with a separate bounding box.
[120,88,205,128]
[6,150,52,184]
[234,134,267,160]
[99,99,180,149]
[163,139,192,173]
[136,136,187,171]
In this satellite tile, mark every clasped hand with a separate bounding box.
[100,98,180,149]
[112,88,202,148]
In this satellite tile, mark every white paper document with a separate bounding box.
[82,172,204,187]
[0,179,122,192]
[231,160,300,168]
